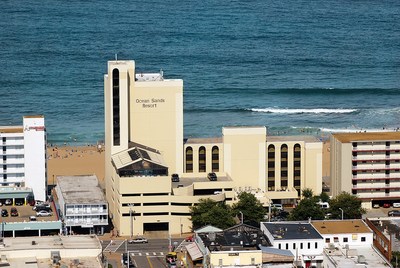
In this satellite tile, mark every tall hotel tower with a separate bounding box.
[104,60,187,235]
[104,60,322,236]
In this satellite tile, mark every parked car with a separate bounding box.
[171,173,180,182]
[388,210,400,217]
[15,200,24,206]
[10,207,18,217]
[29,216,37,221]
[393,203,400,208]
[373,204,380,208]
[207,172,217,181]
[128,237,148,244]
[33,204,51,211]
[383,203,391,208]
[5,199,12,206]
[271,204,284,211]
[36,210,52,217]
[1,209,8,217]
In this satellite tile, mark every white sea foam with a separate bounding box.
[319,127,396,133]
[249,108,357,114]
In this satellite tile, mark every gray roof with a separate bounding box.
[56,175,106,204]
[263,222,323,240]
[259,245,294,257]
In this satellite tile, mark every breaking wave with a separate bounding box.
[248,108,357,114]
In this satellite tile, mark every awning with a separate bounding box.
[185,242,203,261]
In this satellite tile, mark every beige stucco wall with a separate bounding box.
[304,142,323,195]
[210,250,262,267]
[330,136,352,197]
[223,127,266,191]
[130,80,183,174]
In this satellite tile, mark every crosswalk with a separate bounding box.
[103,240,125,252]
[102,240,170,256]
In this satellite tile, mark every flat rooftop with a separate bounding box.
[172,174,233,188]
[0,126,23,133]
[56,175,106,204]
[325,245,389,267]
[332,131,400,143]
[267,135,321,143]
[263,222,323,240]
[312,220,371,234]
[185,137,222,144]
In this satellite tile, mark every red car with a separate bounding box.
[383,203,391,208]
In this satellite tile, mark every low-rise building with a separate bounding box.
[312,219,373,248]
[55,175,108,235]
[261,222,324,268]
[0,235,102,267]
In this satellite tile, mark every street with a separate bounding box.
[101,238,186,268]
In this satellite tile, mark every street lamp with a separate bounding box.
[239,211,244,224]
[339,208,344,220]
[269,201,273,222]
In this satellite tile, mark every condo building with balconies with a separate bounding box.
[331,132,400,208]
[0,115,47,202]
[104,60,322,236]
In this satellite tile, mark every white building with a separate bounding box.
[261,222,324,268]
[55,175,108,235]
[0,115,46,202]
[311,220,373,248]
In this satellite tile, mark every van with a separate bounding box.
[393,203,400,208]
[271,204,283,211]
[319,202,330,209]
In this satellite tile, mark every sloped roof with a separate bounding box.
[195,225,223,234]
[112,145,167,170]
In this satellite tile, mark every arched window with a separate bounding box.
[293,144,301,196]
[199,146,206,172]
[280,144,288,190]
[112,68,120,146]
[268,145,275,191]
[185,147,193,173]
[212,146,219,172]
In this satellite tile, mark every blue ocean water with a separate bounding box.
[0,0,399,145]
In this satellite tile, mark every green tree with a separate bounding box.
[232,192,265,226]
[329,192,366,219]
[319,192,330,203]
[288,197,325,221]
[302,188,314,199]
[190,199,235,230]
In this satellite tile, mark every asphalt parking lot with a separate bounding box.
[0,201,58,223]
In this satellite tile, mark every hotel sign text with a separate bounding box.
[136,98,165,108]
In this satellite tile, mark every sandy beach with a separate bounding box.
[47,145,105,188]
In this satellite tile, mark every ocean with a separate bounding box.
[1,0,399,145]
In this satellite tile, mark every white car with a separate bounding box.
[36,210,52,217]
[128,237,148,244]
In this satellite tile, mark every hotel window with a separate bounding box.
[112,68,120,146]
[307,242,310,249]
[361,237,366,242]
[294,144,301,196]
[251,258,255,265]
[278,243,281,249]
[315,242,318,249]
[293,243,296,249]
[212,146,219,172]
[300,243,303,249]
[343,237,348,243]
[286,243,288,250]
[185,147,193,173]
[268,145,275,191]
[198,146,206,172]
[334,237,339,242]
[281,144,288,189]
[325,238,330,243]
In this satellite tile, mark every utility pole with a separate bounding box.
[339,208,344,220]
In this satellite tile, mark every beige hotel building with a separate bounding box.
[331,132,400,208]
[104,60,323,236]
